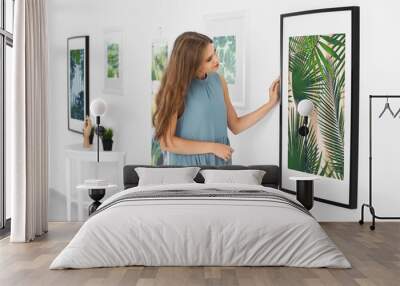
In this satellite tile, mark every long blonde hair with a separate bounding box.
[152,32,213,141]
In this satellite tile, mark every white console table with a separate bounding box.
[65,144,126,221]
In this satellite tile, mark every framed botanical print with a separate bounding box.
[279,7,360,208]
[104,30,124,95]
[150,39,169,166]
[67,36,89,134]
[204,11,246,107]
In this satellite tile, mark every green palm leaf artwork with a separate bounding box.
[213,35,236,84]
[151,44,168,81]
[151,136,164,166]
[288,33,345,180]
[107,43,119,78]
[151,42,169,165]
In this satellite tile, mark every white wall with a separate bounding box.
[47,0,400,221]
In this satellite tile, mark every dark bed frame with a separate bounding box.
[123,165,280,190]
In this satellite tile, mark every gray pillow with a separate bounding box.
[200,169,266,185]
[135,167,201,186]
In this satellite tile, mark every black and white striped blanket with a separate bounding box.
[91,189,312,218]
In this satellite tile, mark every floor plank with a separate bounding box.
[0,222,399,286]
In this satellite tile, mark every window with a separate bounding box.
[0,0,14,233]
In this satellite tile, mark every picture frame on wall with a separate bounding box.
[104,30,124,95]
[67,36,90,134]
[151,39,169,166]
[204,11,246,107]
[279,6,360,208]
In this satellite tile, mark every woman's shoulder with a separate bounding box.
[209,71,220,79]
[210,72,228,90]
[209,72,225,84]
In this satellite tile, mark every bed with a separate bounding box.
[50,165,350,269]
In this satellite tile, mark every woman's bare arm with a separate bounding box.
[159,112,233,161]
[220,75,280,135]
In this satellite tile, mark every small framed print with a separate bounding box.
[67,36,90,134]
[204,11,246,107]
[104,30,124,95]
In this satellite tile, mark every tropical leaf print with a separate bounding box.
[288,34,345,180]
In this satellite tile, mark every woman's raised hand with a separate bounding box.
[211,143,234,161]
[268,78,280,107]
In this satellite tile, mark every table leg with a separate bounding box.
[118,158,125,190]
[66,157,71,222]
[296,180,314,210]
[77,160,83,221]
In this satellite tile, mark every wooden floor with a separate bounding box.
[0,222,399,286]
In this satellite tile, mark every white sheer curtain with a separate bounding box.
[10,0,49,242]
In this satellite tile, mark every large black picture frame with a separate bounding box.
[67,35,90,134]
[279,6,360,209]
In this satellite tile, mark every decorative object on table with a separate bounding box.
[151,33,169,166]
[297,99,313,136]
[297,99,314,173]
[67,36,90,134]
[90,98,107,162]
[95,125,105,137]
[279,6,360,209]
[104,30,124,95]
[89,126,95,145]
[289,176,318,210]
[359,95,400,231]
[102,128,114,151]
[204,11,246,107]
[77,181,118,215]
[82,116,93,148]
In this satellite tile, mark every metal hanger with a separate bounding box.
[378,97,395,118]
[393,98,400,118]
[394,106,400,118]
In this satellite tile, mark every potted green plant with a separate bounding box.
[101,128,113,151]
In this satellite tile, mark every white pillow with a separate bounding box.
[200,169,266,185]
[135,167,201,186]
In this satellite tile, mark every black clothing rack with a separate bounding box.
[359,95,400,230]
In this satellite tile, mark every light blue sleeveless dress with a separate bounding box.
[168,72,232,166]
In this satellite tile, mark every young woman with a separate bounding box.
[152,32,280,166]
